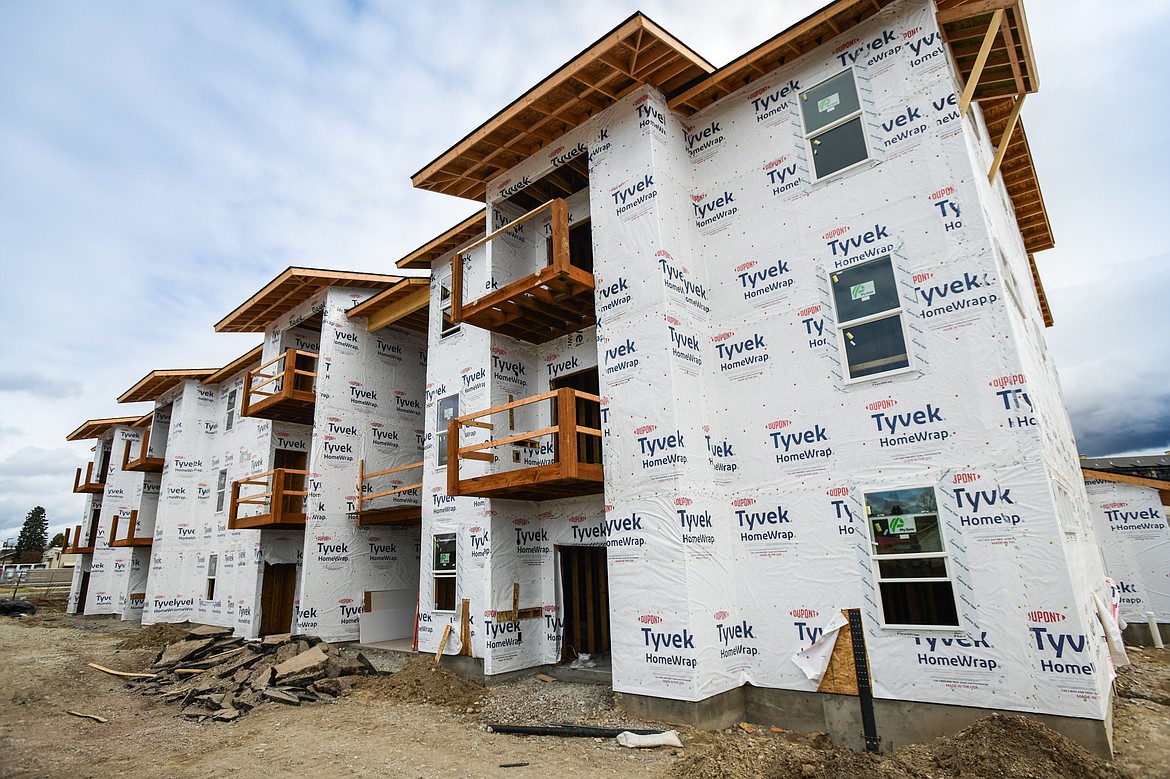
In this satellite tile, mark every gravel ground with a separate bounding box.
[480,674,656,730]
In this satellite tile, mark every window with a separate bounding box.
[225,389,237,431]
[829,255,911,381]
[433,533,456,611]
[439,270,461,339]
[800,69,869,180]
[436,394,459,468]
[206,554,218,600]
[215,469,228,513]
[864,486,958,628]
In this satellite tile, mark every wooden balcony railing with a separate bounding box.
[63,525,94,555]
[242,348,318,424]
[356,459,423,526]
[228,468,309,530]
[73,461,106,494]
[451,198,595,343]
[447,387,603,501]
[122,427,165,472]
[109,510,153,548]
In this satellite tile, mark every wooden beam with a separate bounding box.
[959,8,1005,116]
[365,286,430,333]
[1082,469,1170,493]
[989,94,1025,182]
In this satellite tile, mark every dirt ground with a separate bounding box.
[1,597,1168,779]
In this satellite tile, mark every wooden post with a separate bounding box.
[228,481,242,530]
[282,349,295,398]
[959,8,1004,116]
[459,598,472,656]
[549,198,570,272]
[242,369,254,416]
[451,251,464,323]
[109,516,119,547]
[357,458,365,517]
[272,469,286,523]
[988,94,1025,182]
[129,509,139,542]
[511,583,520,624]
[447,418,461,497]
[63,527,72,553]
[557,388,579,479]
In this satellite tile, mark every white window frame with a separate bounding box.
[432,533,457,613]
[438,268,462,340]
[215,469,228,514]
[800,68,873,183]
[225,389,237,431]
[435,393,459,469]
[206,553,218,601]
[827,255,915,384]
[863,484,960,630]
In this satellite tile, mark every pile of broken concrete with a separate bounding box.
[132,625,377,722]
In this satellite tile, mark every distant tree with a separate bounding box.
[15,506,48,557]
[50,532,65,548]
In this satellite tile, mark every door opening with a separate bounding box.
[273,448,308,517]
[259,562,297,635]
[558,545,609,661]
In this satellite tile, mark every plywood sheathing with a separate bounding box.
[410,13,714,202]
[118,369,217,404]
[203,345,265,386]
[397,210,485,271]
[66,417,141,442]
[215,268,404,334]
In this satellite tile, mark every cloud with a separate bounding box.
[0,373,83,399]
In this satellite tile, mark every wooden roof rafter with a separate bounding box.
[66,417,141,442]
[397,210,487,271]
[117,369,216,404]
[346,277,431,334]
[411,13,714,201]
[215,267,404,333]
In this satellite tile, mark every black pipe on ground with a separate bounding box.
[486,724,665,738]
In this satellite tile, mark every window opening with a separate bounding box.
[215,469,228,514]
[433,533,457,612]
[800,69,869,180]
[829,255,911,381]
[225,389,237,431]
[864,486,959,628]
[436,394,459,468]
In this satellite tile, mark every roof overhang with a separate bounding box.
[215,267,405,333]
[1082,468,1170,506]
[411,13,714,201]
[131,411,154,428]
[346,278,431,333]
[397,210,486,270]
[67,417,140,442]
[118,369,216,404]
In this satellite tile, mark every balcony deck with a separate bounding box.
[242,349,317,425]
[109,511,153,548]
[63,525,95,555]
[356,459,422,527]
[228,468,308,530]
[451,199,595,343]
[122,427,165,472]
[447,388,604,501]
[72,462,106,494]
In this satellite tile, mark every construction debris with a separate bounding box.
[66,710,109,723]
[115,627,377,722]
[87,663,158,679]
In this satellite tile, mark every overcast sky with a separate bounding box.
[1,0,1167,544]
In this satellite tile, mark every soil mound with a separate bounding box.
[675,713,1125,779]
[116,622,188,649]
[911,713,1124,779]
[370,656,484,710]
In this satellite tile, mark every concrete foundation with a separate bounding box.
[1122,622,1170,647]
[617,687,1114,760]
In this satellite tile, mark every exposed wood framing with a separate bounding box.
[118,369,216,404]
[958,8,1005,116]
[1082,468,1170,505]
[346,278,431,333]
[988,94,1024,181]
[215,267,403,333]
[66,417,139,442]
[203,345,264,386]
